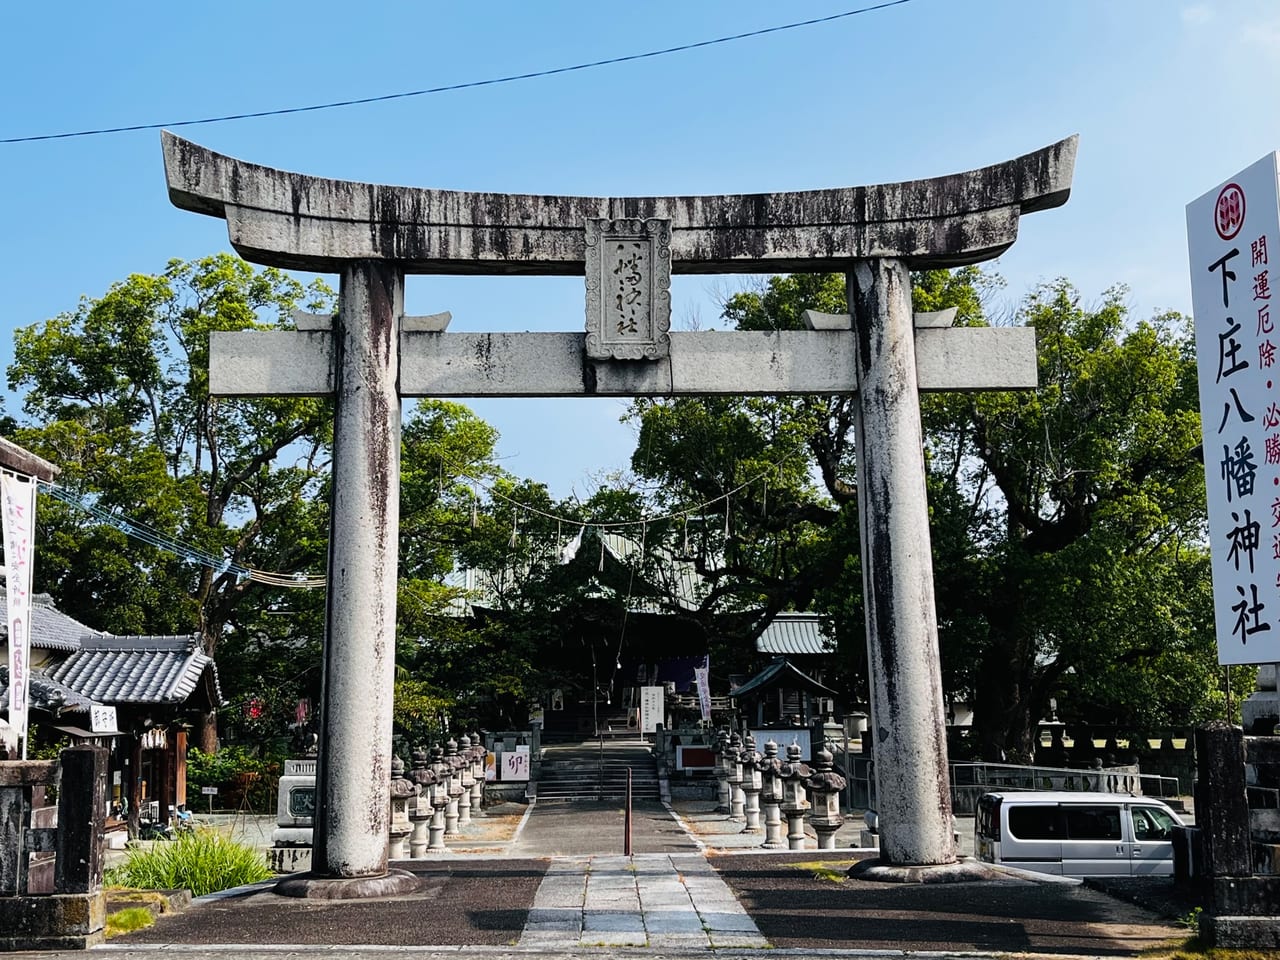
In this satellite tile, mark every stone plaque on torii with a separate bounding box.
[162,132,1076,894]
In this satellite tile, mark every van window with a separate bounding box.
[1132,805,1177,841]
[1007,805,1062,839]
[1063,805,1121,840]
[976,795,1001,840]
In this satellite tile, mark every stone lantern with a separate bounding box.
[457,734,475,827]
[726,732,746,821]
[780,742,812,850]
[469,732,485,814]
[428,743,450,851]
[408,746,436,858]
[758,740,785,848]
[387,755,415,860]
[713,729,731,814]
[739,735,763,832]
[444,737,463,835]
[806,745,847,850]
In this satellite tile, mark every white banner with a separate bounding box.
[1188,154,1280,664]
[694,665,712,723]
[2,473,36,757]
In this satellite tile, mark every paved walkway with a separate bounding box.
[519,854,767,950]
[511,799,699,856]
[55,781,1188,959]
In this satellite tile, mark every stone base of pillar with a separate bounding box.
[389,828,410,860]
[275,869,422,899]
[785,811,808,850]
[267,846,312,873]
[716,781,730,814]
[409,818,429,858]
[428,813,448,852]
[813,826,841,851]
[848,857,997,884]
[744,792,762,831]
[730,787,745,821]
[762,803,784,848]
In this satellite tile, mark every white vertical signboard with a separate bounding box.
[1188,154,1280,665]
[639,685,664,734]
[2,473,36,757]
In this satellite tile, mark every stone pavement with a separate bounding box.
[519,855,767,950]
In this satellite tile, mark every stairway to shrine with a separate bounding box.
[533,740,661,803]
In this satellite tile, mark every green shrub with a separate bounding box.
[185,745,281,811]
[105,829,272,897]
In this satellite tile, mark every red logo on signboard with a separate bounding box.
[1216,182,1246,240]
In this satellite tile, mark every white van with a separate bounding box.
[974,791,1184,878]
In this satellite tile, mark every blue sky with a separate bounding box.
[4,0,1279,499]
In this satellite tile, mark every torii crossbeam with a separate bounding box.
[163,132,1076,894]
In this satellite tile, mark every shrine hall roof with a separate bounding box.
[47,634,221,706]
[755,613,833,657]
[730,657,838,699]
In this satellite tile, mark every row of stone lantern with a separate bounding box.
[387,733,487,858]
[713,729,848,850]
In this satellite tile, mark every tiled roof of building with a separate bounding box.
[0,589,106,651]
[755,613,833,656]
[47,634,221,706]
[0,664,95,714]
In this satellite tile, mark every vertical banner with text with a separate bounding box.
[2,473,36,757]
[694,665,712,723]
[1188,153,1280,665]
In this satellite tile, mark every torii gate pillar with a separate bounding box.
[312,263,405,885]
[850,259,952,866]
[162,131,1076,890]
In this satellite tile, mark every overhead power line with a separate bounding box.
[2,0,916,144]
[38,481,326,589]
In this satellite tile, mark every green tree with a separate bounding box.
[624,270,1218,758]
[9,254,335,750]
[952,281,1212,757]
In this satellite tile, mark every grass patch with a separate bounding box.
[105,907,155,938]
[790,859,855,883]
[1142,939,1278,960]
[105,828,272,897]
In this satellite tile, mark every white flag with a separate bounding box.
[2,473,36,759]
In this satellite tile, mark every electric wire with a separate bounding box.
[29,445,807,592]
[2,1,916,144]
[37,480,326,589]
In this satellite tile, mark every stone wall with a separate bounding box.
[0,746,107,950]
[1182,722,1280,949]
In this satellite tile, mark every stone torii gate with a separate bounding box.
[162,132,1076,894]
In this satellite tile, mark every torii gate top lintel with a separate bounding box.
[162,132,1077,276]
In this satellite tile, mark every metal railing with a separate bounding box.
[839,755,1182,815]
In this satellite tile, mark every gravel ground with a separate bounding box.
[710,851,1186,956]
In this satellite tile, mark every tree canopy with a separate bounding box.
[6,253,1239,761]
[625,269,1227,758]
